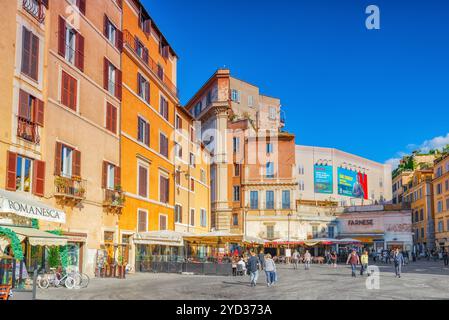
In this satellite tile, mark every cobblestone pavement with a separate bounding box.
[36,261,449,300]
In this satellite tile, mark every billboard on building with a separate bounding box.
[314,165,333,194]
[337,168,368,199]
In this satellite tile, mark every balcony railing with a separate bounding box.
[17,117,40,144]
[123,30,179,99]
[23,0,46,23]
[54,176,87,200]
[103,189,126,208]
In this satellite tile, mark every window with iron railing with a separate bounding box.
[23,0,46,23]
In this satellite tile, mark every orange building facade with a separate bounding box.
[118,0,180,268]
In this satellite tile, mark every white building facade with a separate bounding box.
[295,145,393,207]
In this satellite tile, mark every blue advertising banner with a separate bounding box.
[314,165,333,194]
[337,168,368,199]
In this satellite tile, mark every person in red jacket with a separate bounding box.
[346,250,360,278]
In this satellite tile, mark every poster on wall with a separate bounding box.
[337,168,368,199]
[314,165,333,194]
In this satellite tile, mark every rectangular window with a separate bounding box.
[266,143,273,154]
[175,170,181,186]
[231,89,240,102]
[108,64,116,95]
[438,221,444,233]
[438,201,443,213]
[328,226,335,238]
[21,27,39,81]
[137,73,150,103]
[159,215,167,231]
[16,156,33,193]
[234,164,240,176]
[266,191,274,209]
[65,26,76,64]
[137,117,150,146]
[138,210,147,233]
[267,226,274,239]
[248,95,254,107]
[138,165,148,198]
[105,103,117,134]
[282,190,291,209]
[190,178,195,192]
[175,205,182,224]
[61,145,73,178]
[160,96,169,120]
[250,191,259,209]
[107,163,115,190]
[266,162,274,178]
[61,71,77,111]
[200,209,207,228]
[269,107,276,120]
[190,153,196,167]
[157,64,164,81]
[194,102,202,117]
[175,142,182,158]
[421,228,425,238]
[159,133,168,158]
[159,175,169,204]
[312,226,319,238]
[420,209,424,221]
[233,214,239,226]
[446,198,449,211]
[233,186,240,202]
[190,209,195,226]
[200,169,206,184]
[104,58,121,100]
[175,115,182,131]
[233,137,240,153]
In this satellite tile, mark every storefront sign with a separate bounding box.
[348,220,374,226]
[0,199,65,224]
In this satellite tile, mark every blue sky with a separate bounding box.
[143,0,449,167]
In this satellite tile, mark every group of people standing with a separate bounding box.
[346,248,405,278]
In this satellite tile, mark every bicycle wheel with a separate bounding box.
[37,275,50,289]
[80,273,90,288]
[65,276,76,290]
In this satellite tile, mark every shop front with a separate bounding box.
[337,206,413,255]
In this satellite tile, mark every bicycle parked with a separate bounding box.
[37,267,89,290]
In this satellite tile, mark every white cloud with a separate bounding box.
[385,133,449,170]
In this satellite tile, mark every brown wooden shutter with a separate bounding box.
[6,151,17,191]
[69,75,77,111]
[143,20,152,35]
[143,48,149,64]
[58,16,66,57]
[54,142,62,175]
[160,176,165,203]
[111,105,117,134]
[21,27,31,76]
[114,166,121,187]
[78,0,86,15]
[72,150,81,178]
[34,98,45,126]
[116,30,123,52]
[102,161,108,189]
[103,15,109,38]
[145,122,150,146]
[138,210,147,232]
[137,73,142,96]
[115,69,122,100]
[138,166,147,197]
[145,81,150,104]
[105,103,112,131]
[30,34,39,81]
[103,58,109,90]
[32,160,46,197]
[18,90,30,119]
[75,33,84,72]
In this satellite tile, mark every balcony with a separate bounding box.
[123,30,179,99]
[23,0,46,24]
[17,117,40,144]
[103,188,125,213]
[54,176,87,205]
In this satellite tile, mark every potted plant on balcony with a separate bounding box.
[55,176,69,193]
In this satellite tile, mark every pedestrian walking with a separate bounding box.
[360,251,369,276]
[304,250,312,270]
[258,250,265,271]
[247,251,260,287]
[443,250,449,267]
[330,251,338,268]
[346,250,360,278]
[393,248,404,278]
[292,250,300,270]
[264,254,277,287]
